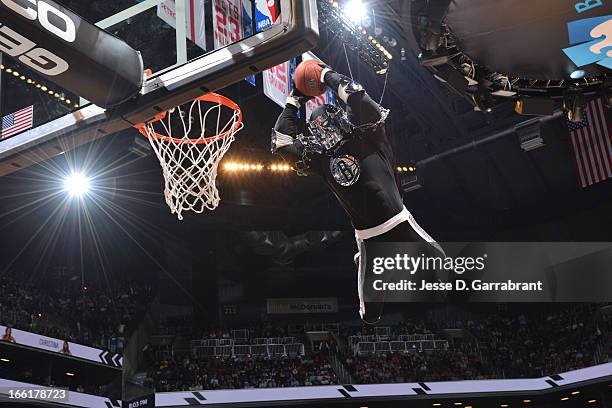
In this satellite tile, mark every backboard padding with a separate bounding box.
[0,0,319,175]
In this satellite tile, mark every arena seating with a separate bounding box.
[147,353,338,391]
[339,305,609,384]
[0,271,154,352]
[467,304,609,378]
[141,305,609,392]
[141,324,336,391]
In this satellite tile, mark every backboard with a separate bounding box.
[0,0,318,175]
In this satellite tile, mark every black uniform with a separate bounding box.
[273,70,404,230]
[273,70,442,323]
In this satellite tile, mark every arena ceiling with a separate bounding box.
[0,0,610,242]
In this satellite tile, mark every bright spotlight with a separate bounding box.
[570,69,585,80]
[64,173,91,197]
[344,0,366,23]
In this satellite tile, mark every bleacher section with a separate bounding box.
[190,336,305,359]
[349,330,449,355]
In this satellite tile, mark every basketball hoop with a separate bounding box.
[135,93,243,220]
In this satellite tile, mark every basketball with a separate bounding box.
[294,59,327,97]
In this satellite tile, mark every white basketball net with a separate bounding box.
[138,95,242,220]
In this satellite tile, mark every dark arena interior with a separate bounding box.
[0,0,611,407]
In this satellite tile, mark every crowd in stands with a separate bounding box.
[338,317,494,382]
[459,304,605,377]
[344,349,491,383]
[143,320,338,391]
[342,304,608,383]
[0,270,155,351]
[141,304,609,391]
[146,352,337,391]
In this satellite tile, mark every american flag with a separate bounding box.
[1,105,34,139]
[567,98,612,188]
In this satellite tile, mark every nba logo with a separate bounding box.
[563,15,612,69]
[255,0,278,32]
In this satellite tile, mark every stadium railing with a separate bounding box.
[191,342,306,358]
[354,340,449,356]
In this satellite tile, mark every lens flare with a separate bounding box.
[64,173,91,197]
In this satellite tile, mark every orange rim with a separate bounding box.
[134,93,243,145]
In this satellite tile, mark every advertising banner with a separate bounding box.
[266,298,338,314]
[0,0,143,107]
[0,325,122,367]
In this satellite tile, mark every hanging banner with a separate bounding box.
[0,0,143,108]
[302,52,336,119]
[255,0,279,32]
[157,0,207,51]
[212,0,244,49]
[263,59,295,108]
[242,0,256,86]
[305,88,336,120]
[243,0,254,38]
